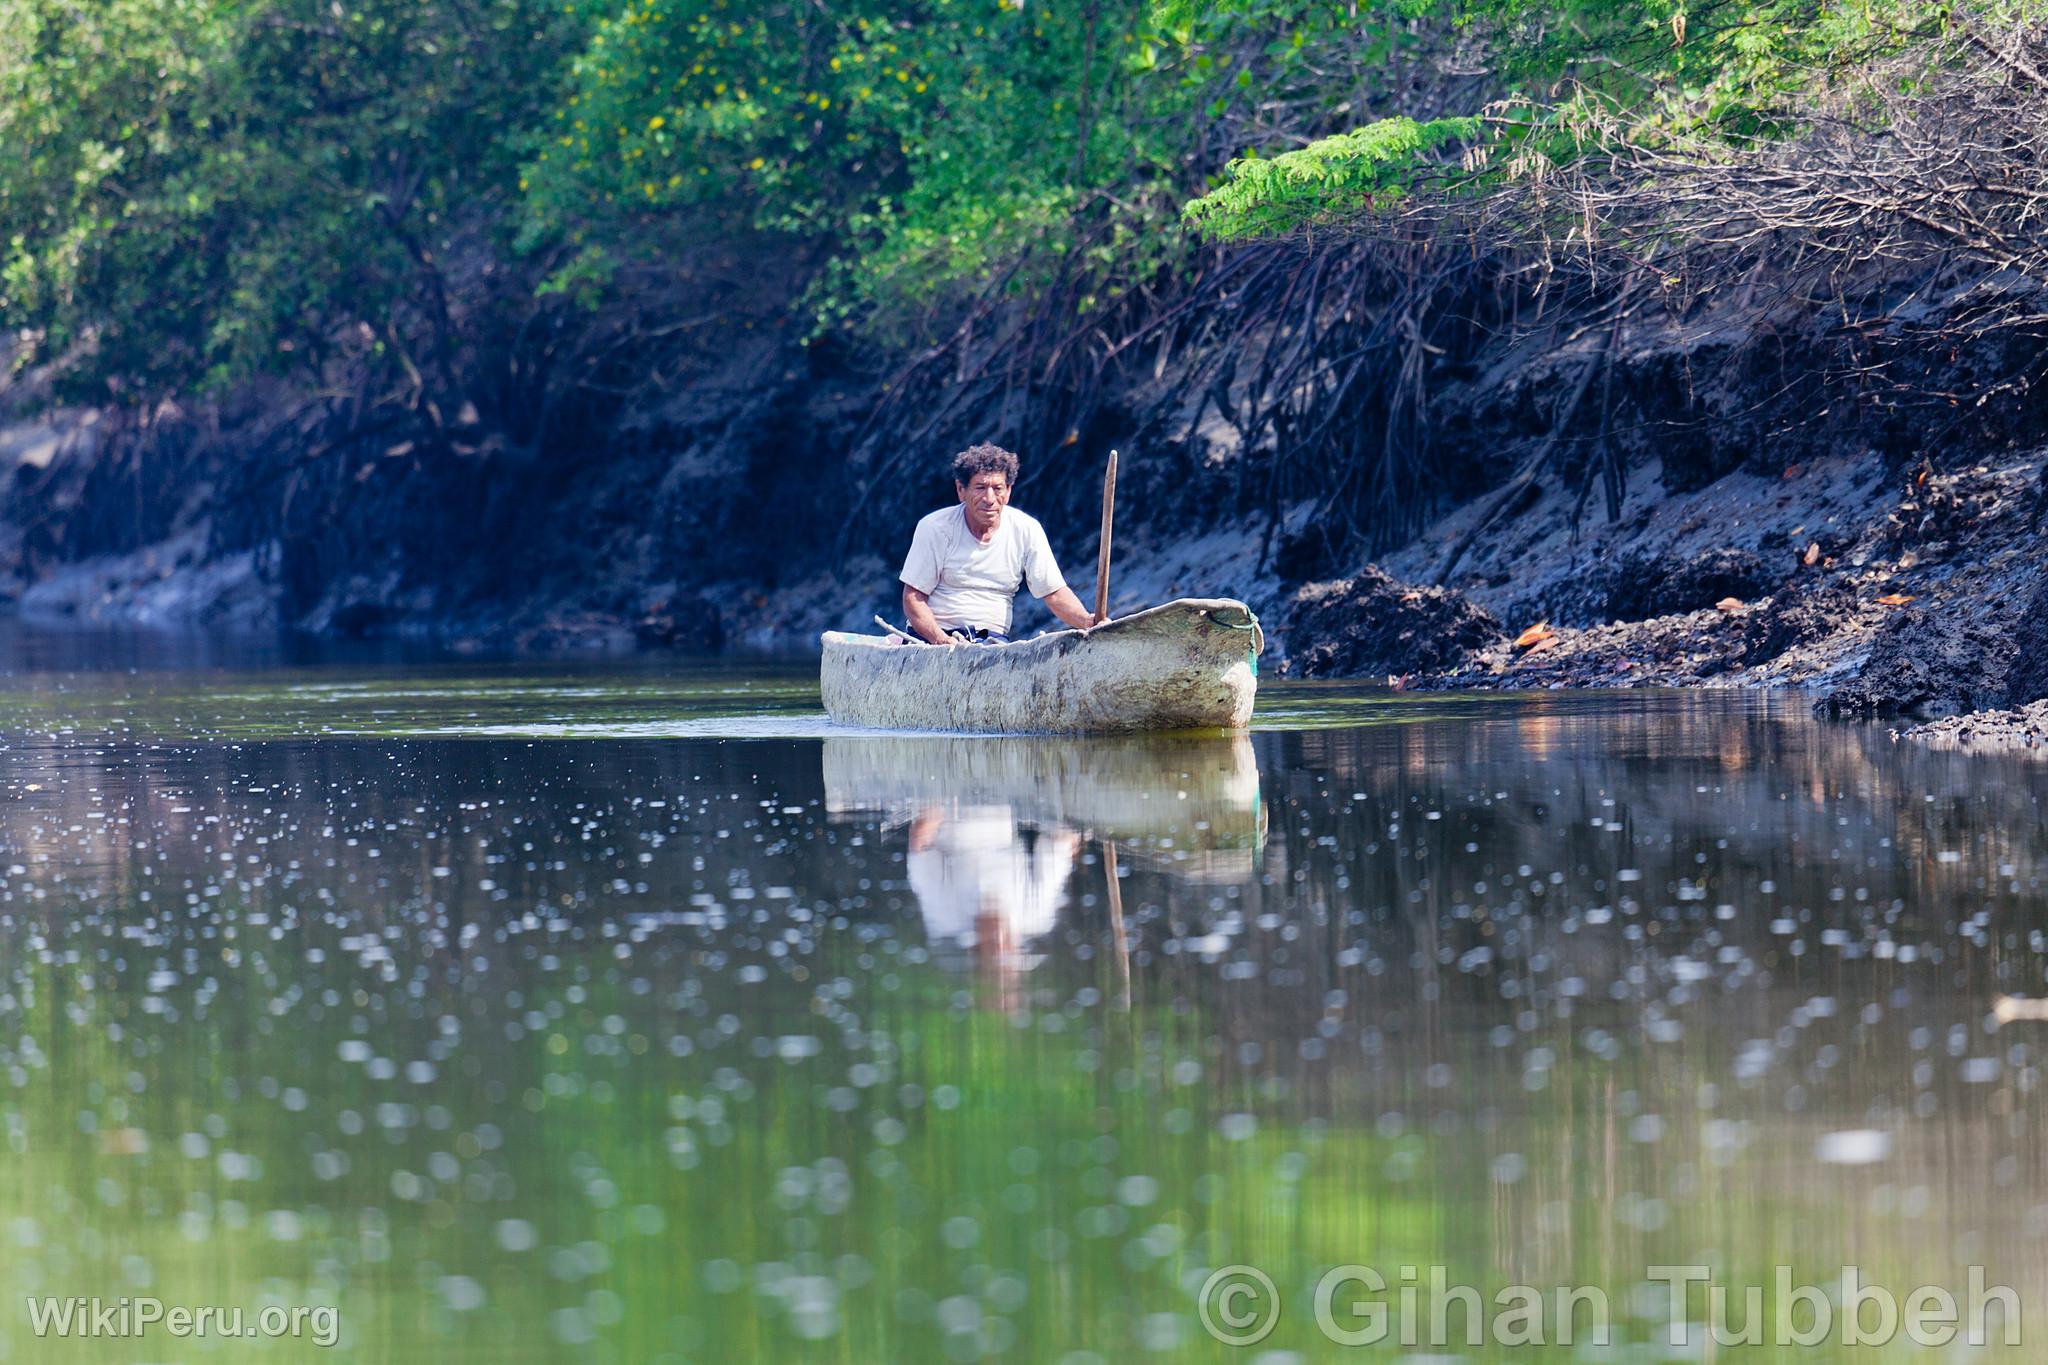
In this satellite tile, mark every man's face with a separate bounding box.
[957,471,1010,529]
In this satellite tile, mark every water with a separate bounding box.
[1,629,2045,1360]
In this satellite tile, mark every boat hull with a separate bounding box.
[820,598,1262,734]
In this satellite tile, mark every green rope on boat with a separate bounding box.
[1204,607,1262,677]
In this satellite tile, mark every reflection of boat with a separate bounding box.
[819,598,1262,734]
[821,733,1265,862]
[826,734,1264,997]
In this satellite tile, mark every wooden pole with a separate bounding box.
[1103,840,1130,1011]
[872,615,920,644]
[1094,448,1118,624]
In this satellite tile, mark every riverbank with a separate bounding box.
[8,424,2041,751]
[1905,700,2048,752]
[7,13,2048,760]
[1350,447,2045,705]
[6,391,2043,746]
[5,236,2044,746]
[1281,439,2046,742]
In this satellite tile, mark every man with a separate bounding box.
[899,443,1099,645]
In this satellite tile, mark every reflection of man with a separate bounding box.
[906,807,1079,964]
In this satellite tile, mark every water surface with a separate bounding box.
[1,633,2043,1360]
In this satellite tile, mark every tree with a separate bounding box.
[520,0,1208,329]
[1180,0,1981,242]
[0,0,582,401]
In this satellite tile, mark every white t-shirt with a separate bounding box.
[899,505,1066,635]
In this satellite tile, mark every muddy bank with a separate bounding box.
[1284,566,1502,680]
[5,223,2047,747]
[1286,447,2047,734]
[1904,699,2048,753]
[8,386,2045,752]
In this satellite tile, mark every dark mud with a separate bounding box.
[1817,606,2017,720]
[1283,566,1502,680]
[1601,547,1782,622]
[1737,579,1867,671]
[1298,450,2046,739]
[2005,572,2048,709]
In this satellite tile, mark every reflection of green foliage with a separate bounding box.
[2,915,1991,1361]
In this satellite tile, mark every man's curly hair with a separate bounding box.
[951,442,1019,487]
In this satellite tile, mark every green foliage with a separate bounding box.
[0,0,2015,394]
[1178,0,1979,241]
[1181,115,1480,241]
[519,0,1203,324]
[0,0,582,397]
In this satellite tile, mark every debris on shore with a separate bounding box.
[1901,699,2048,753]
[1283,567,1502,680]
[1284,447,2046,747]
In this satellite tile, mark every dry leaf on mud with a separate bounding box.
[1513,622,1554,649]
[1524,636,1560,654]
[1876,593,1915,606]
[1399,591,1423,603]
[1715,597,1744,612]
[1803,542,1821,566]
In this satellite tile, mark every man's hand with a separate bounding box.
[902,584,952,645]
[1041,586,1099,632]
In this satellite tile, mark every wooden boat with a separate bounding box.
[820,597,1263,734]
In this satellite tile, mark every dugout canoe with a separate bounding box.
[820,597,1263,734]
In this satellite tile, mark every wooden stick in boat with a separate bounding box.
[872,615,922,644]
[1094,448,1118,624]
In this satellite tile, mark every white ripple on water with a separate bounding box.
[1815,1129,1893,1165]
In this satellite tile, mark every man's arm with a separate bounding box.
[1041,586,1098,631]
[1020,516,1096,630]
[902,584,952,645]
